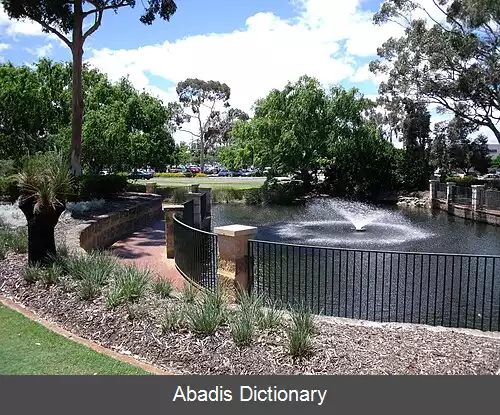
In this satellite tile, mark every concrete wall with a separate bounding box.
[434,199,500,226]
[66,194,163,253]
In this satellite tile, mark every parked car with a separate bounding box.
[218,168,231,177]
[188,166,201,174]
[128,169,153,180]
[479,173,500,180]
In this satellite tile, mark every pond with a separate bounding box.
[209,199,500,330]
[212,198,500,256]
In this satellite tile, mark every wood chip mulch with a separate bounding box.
[1,253,499,375]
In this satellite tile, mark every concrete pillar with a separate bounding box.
[186,192,202,228]
[471,185,485,211]
[446,182,456,204]
[163,204,184,258]
[429,179,438,201]
[214,225,258,299]
[199,187,212,217]
[190,184,200,193]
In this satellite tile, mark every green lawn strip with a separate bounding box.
[131,179,264,189]
[0,305,148,375]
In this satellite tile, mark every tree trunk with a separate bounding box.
[71,3,84,176]
[300,168,312,190]
[487,121,500,144]
[18,199,66,265]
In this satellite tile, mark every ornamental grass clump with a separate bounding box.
[230,311,254,347]
[39,263,63,286]
[287,306,315,358]
[162,306,187,333]
[107,265,150,306]
[257,300,283,330]
[188,288,227,334]
[153,278,174,298]
[22,264,41,283]
[181,283,198,304]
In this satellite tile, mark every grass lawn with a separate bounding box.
[0,305,148,375]
[132,178,264,189]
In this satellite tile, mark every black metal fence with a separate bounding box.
[248,240,500,331]
[454,186,472,206]
[173,214,218,290]
[484,189,500,210]
[437,183,447,199]
[182,199,194,226]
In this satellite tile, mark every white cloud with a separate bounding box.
[25,43,54,58]
[87,1,406,143]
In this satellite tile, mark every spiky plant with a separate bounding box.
[17,151,74,265]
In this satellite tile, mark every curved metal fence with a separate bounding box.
[173,214,218,290]
[248,240,500,332]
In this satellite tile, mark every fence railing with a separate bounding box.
[484,189,500,211]
[454,186,472,206]
[248,240,500,331]
[173,214,218,291]
[437,183,447,199]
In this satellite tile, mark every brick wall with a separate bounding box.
[66,194,163,253]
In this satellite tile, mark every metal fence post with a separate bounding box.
[214,225,258,300]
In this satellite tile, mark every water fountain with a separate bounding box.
[272,198,432,247]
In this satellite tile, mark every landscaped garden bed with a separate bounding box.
[1,249,499,375]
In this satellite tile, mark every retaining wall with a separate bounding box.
[66,194,163,254]
[434,199,500,226]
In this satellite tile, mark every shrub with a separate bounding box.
[290,305,315,335]
[237,291,261,318]
[171,187,189,203]
[244,188,262,205]
[153,278,174,298]
[77,273,105,300]
[68,251,117,283]
[260,178,305,205]
[181,283,198,304]
[230,311,254,347]
[0,175,20,202]
[40,263,63,286]
[6,227,28,253]
[211,188,246,203]
[0,244,6,260]
[23,264,41,283]
[445,176,485,187]
[74,174,127,201]
[187,289,226,334]
[111,265,150,304]
[287,305,315,358]
[195,173,208,178]
[162,306,186,333]
[154,172,186,178]
[257,301,283,330]
[106,288,122,309]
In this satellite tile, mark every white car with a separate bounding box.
[479,174,500,180]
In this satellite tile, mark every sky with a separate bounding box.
[0,0,497,145]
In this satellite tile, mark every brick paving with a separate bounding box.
[111,219,186,290]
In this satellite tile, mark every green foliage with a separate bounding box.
[154,172,188,178]
[260,179,305,205]
[0,226,28,254]
[187,288,227,334]
[181,283,198,304]
[211,187,246,203]
[445,176,485,186]
[257,301,283,330]
[0,176,20,202]
[244,188,263,205]
[396,150,433,191]
[287,306,315,358]
[22,264,41,283]
[161,306,186,333]
[39,263,63,286]
[68,251,117,282]
[17,150,74,208]
[74,174,127,201]
[492,156,500,169]
[110,265,150,305]
[230,311,254,347]
[324,126,399,199]
[152,278,174,298]
[371,0,500,143]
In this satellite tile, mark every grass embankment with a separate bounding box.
[131,178,264,190]
[0,304,147,375]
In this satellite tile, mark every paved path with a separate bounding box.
[110,219,186,290]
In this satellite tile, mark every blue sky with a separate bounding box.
[0,0,497,144]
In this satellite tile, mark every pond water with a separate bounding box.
[212,198,500,256]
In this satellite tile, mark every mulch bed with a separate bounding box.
[1,252,499,375]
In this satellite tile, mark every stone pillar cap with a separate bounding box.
[214,225,258,237]
[446,182,457,185]
[163,204,184,210]
[471,184,486,188]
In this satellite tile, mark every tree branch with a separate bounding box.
[179,129,200,138]
[83,0,128,17]
[29,16,71,48]
[83,10,103,41]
